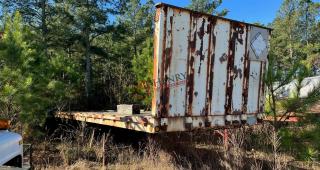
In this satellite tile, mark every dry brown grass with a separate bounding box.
[32,124,182,170]
[30,122,319,170]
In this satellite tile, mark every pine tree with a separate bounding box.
[266,0,320,129]
[131,37,153,109]
[0,12,80,135]
[188,0,228,16]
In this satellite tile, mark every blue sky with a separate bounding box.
[154,0,283,25]
[1,0,319,26]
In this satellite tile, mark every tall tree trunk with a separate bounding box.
[84,0,92,107]
[289,29,294,65]
[84,27,91,101]
[41,0,48,56]
[305,3,309,45]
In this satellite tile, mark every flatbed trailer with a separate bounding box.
[56,111,264,133]
[56,3,271,133]
[57,111,157,133]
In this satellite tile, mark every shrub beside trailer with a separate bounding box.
[57,3,271,133]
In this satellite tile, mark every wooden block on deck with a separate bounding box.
[117,104,140,115]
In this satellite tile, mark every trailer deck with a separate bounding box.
[56,111,157,133]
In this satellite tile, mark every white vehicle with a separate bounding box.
[275,76,320,99]
[0,119,23,168]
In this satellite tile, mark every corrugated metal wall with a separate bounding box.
[152,4,270,120]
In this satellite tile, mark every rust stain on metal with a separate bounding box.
[184,13,193,116]
[225,24,234,115]
[219,53,228,63]
[187,56,195,116]
[257,61,264,112]
[165,16,174,71]
[186,13,198,116]
[163,9,174,118]
[225,22,245,115]
[232,109,242,115]
[197,18,206,61]
[160,6,168,118]
[260,62,267,112]
[196,18,206,74]
[154,8,161,22]
[233,66,243,79]
[172,8,182,14]
[242,25,250,113]
[205,17,217,116]
[194,91,198,97]
[188,15,197,53]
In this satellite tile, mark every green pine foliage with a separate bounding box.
[0,12,80,135]
[266,0,320,121]
[188,0,228,16]
[266,0,320,162]
[131,38,153,109]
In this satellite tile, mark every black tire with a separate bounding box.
[4,155,22,168]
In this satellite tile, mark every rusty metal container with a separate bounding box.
[151,3,271,132]
[56,3,271,133]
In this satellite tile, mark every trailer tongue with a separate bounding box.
[56,3,271,133]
